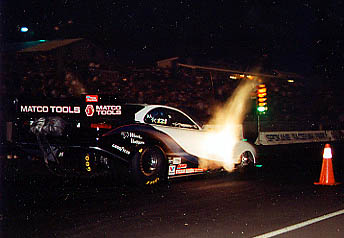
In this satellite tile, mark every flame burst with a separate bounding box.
[199,80,257,171]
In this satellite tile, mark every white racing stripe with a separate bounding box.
[252,209,344,238]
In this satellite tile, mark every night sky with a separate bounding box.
[1,0,344,79]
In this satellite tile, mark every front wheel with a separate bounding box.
[237,151,255,174]
[131,145,167,186]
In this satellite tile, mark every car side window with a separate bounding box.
[144,108,170,126]
[144,108,198,129]
[166,109,199,129]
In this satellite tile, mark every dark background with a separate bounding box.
[1,0,344,80]
[1,3,344,236]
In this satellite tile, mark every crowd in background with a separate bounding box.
[1,53,344,130]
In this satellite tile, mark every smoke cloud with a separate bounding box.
[199,79,257,171]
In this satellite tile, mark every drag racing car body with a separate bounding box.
[9,95,257,185]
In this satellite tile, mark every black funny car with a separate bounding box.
[7,95,257,185]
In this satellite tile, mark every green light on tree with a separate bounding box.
[20,26,29,32]
[257,106,267,113]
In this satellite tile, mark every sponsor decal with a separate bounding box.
[120,132,145,145]
[174,168,204,174]
[173,157,182,164]
[186,168,195,173]
[168,165,176,175]
[121,132,143,140]
[130,138,145,145]
[121,132,129,139]
[47,106,80,114]
[86,95,98,102]
[171,122,197,129]
[85,105,121,117]
[176,169,186,174]
[85,105,95,117]
[95,105,121,116]
[112,144,131,155]
[177,164,187,169]
[21,105,80,114]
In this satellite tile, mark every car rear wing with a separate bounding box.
[15,95,122,120]
[5,95,143,144]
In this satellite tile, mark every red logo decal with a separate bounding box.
[85,105,95,117]
[86,95,98,102]
[177,164,187,169]
[168,165,176,175]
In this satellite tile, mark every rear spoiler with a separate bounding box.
[4,95,125,143]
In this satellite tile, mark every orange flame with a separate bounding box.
[199,80,257,171]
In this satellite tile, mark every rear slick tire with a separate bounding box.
[131,145,166,186]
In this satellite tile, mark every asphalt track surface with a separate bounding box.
[1,142,344,238]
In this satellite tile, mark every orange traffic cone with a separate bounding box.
[314,144,340,186]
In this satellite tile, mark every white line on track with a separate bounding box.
[252,209,344,238]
